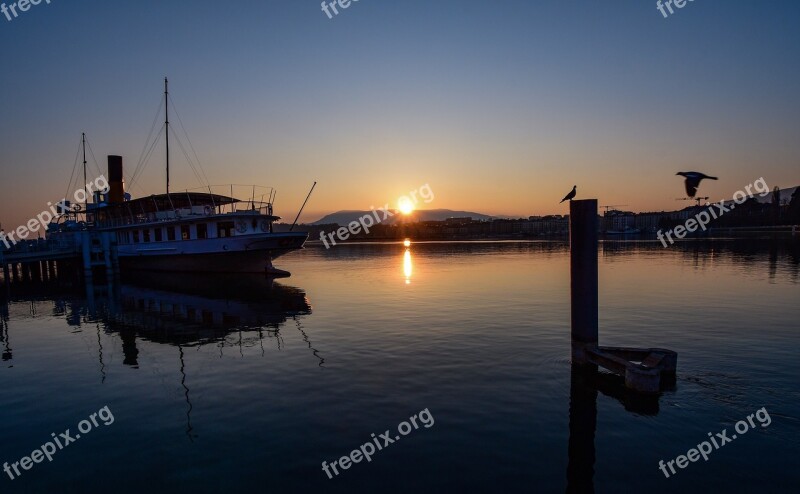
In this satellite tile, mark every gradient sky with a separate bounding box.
[1,0,798,229]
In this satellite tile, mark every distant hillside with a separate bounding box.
[755,186,798,204]
[311,209,494,226]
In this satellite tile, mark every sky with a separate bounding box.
[1,0,798,229]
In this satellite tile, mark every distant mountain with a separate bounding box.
[310,209,494,225]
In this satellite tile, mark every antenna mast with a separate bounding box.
[165,77,170,194]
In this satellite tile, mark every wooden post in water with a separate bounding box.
[568,199,677,393]
[570,199,599,365]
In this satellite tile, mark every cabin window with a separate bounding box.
[167,227,176,241]
[133,231,140,243]
[196,223,208,239]
[142,229,151,243]
[181,225,191,240]
[154,228,163,242]
[217,221,235,238]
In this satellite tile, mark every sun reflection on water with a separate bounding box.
[403,240,412,284]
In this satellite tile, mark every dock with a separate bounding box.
[1,231,119,283]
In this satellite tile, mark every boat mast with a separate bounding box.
[82,132,87,212]
[165,77,170,194]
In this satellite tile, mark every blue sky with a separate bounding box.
[1,0,798,226]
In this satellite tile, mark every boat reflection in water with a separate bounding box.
[74,272,319,362]
[73,272,319,441]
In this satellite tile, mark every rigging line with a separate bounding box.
[127,97,164,190]
[63,135,83,206]
[131,96,165,185]
[129,124,165,188]
[84,137,104,179]
[168,96,211,188]
[136,123,165,184]
[168,96,209,186]
[170,126,206,188]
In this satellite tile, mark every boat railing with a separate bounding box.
[93,185,277,229]
[186,184,277,214]
[4,236,80,255]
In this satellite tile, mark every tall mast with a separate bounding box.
[165,77,170,194]
[82,132,87,210]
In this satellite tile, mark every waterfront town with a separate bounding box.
[295,186,800,242]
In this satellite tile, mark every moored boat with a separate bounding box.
[44,78,309,275]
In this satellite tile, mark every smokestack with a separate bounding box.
[107,155,125,204]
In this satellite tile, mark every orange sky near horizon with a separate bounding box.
[1,1,798,231]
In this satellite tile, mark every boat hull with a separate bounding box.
[116,232,307,274]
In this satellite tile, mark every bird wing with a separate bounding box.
[684,177,699,198]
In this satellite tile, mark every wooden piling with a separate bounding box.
[570,199,599,365]
[569,198,677,394]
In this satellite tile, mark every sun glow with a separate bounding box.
[398,198,415,215]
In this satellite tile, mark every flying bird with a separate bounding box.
[560,185,577,203]
[676,172,718,198]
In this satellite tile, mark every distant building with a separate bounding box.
[634,212,670,232]
[522,215,568,235]
[445,217,473,225]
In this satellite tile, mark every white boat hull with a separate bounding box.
[116,232,307,273]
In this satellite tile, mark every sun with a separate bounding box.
[398,197,415,215]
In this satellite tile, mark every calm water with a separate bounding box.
[1,240,799,493]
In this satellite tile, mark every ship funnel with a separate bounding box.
[107,155,125,204]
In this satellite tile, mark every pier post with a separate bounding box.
[570,199,599,365]
[81,233,93,280]
[101,233,113,271]
[568,199,677,393]
[111,239,120,275]
[31,262,42,282]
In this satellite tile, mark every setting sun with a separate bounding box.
[398,198,415,215]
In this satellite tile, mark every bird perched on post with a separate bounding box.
[676,172,717,198]
[560,185,577,203]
